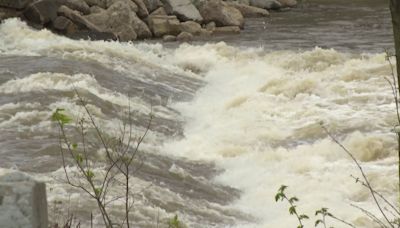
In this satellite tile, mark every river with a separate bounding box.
[0,0,398,227]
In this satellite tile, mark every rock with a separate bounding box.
[150,6,166,16]
[226,2,269,17]
[107,0,138,12]
[176,31,192,42]
[58,5,103,32]
[23,0,61,25]
[0,0,32,9]
[0,171,48,228]
[213,25,240,34]
[205,21,216,31]
[0,8,20,21]
[249,0,281,9]
[53,15,78,34]
[226,0,250,5]
[85,0,151,40]
[147,15,180,37]
[89,5,104,13]
[199,28,211,36]
[163,34,176,42]
[278,0,297,7]
[162,0,203,22]
[132,0,149,18]
[198,0,244,28]
[65,0,91,15]
[83,0,106,8]
[179,21,201,35]
[143,0,161,12]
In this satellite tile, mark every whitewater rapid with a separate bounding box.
[0,19,398,228]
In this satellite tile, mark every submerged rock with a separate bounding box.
[0,171,48,228]
[163,34,176,42]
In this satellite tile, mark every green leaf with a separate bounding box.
[72,143,78,150]
[315,220,322,227]
[94,188,102,197]
[279,185,288,193]
[289,206,296,215]
[299,214,309,220]
[52,108,72,126]
[86,170,94,179]
[289,197,299,203]
[75,153,83,164]
[275,193,281,202]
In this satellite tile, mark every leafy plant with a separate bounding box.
[275,185,309,228]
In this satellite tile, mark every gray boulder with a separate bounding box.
[65,0,91,15]
[53,15,78,35]
[227,2,269,17]
[85,0,151,40]
[0,171,48,228]
[205,21,216,31]
[132,0,149,18]
[198,0,244,28]
[58,5,103,32]
[249,0,281,9]
[162,0,203,22]
[23,0,61,25]
[150,6,167,16]
[179,21,201,35]
[177,31,193,42]
[143,0,162,12]
[147,15,180,37]
[0,0,32,9]
[83,0,106,8]
[89,5,104,13]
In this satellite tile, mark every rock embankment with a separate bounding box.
[0,0,296,41]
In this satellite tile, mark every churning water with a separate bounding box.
[0,0,398,227]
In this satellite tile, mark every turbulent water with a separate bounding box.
[0,1,399,227]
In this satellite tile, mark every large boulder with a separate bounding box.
[226,2,269,17]
[198,0,244,28]
[147,15,180,37]
[85,0,151,40]
[249,0,281,9]
[143,0,162,12]
[58,5,103,32]
[23,0,63,25]
[0,171,48,228]
[179,21,201,35]
[161,0,203,22]
[65,0,91,15]
[52,15,78,34]
[149,6,166,16]
[83,0,107,8]
[132,0,149,18]
[0,0,32,9]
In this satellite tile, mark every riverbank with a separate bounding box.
[0,0,296,42]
